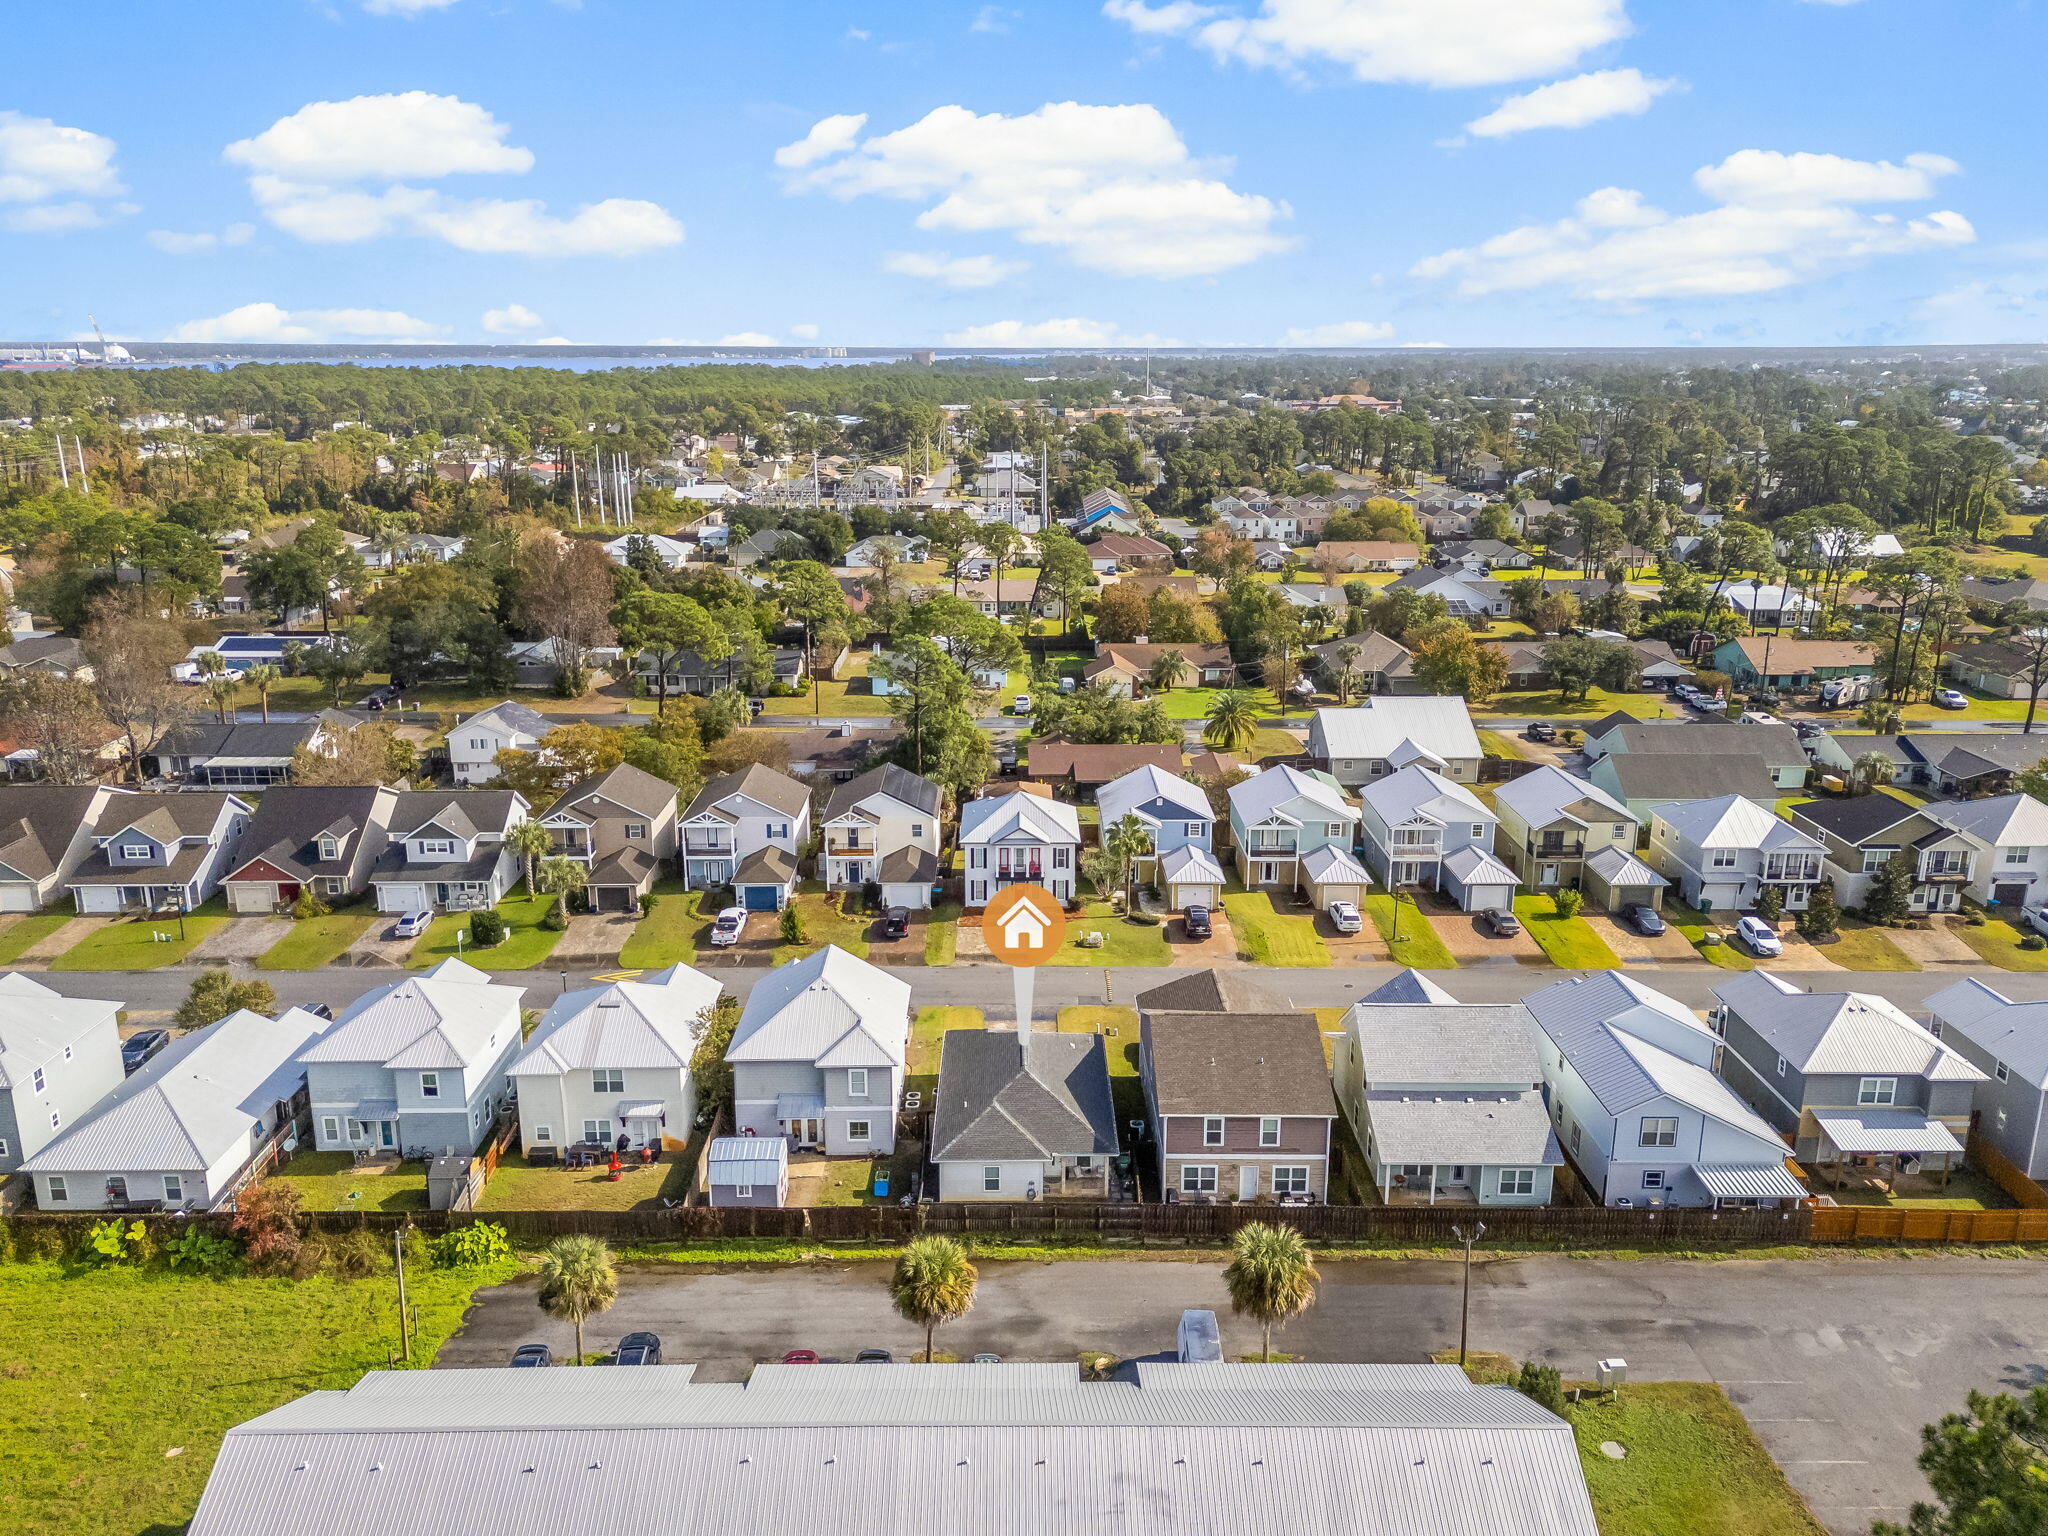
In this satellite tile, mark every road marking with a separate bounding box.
[591,969,643,982]
[1781,1459,1867,1465]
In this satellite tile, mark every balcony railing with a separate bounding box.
[682,837,732,853]
[1762,863,1822,883]
[994,867,1044,885]
[826,838,872,854]
[1919,863,1973,883]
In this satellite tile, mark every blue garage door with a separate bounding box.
[743,885,780,912]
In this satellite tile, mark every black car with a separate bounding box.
[303,1002,335,1020]
[878,907,911,941]
[1622,903,1666,937]
[1481,907,1522,937]
[1183,905,1212,939]
[613,1332,663,1366]
[1523,722,1559,744]
[854,1349,893,1364]
[747,698,766,717]
[120,1028,169,1074]
[509,1343,553,1368]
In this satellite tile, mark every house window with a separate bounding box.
[1638,1117,1678,1148]
[1272,1166,1309,1195]
[592,1068,624,1094]
[846,1120,871,1142]
[419,1072,440,1099]
[32,1067,44,1093]
[46,1176,66,1202]
[1996,1061,2010,1083]
[734,1184,754,1198]
[970,848,987,869]
[1181,1165,1218,1194]
[532,1126,553,1144]
[1203,1116,1226,1146]
[1053,847,1070,869]
[1325,823,1347,839]
[317,838,340,861]
[911,823,926,839]
[848,1068,869,1098]
[419,840,455,857]
[1861,847,1898,874]
[1857,1077,1897,1106]
[766,823,789,840]
[121,844,150,860]
[49,1110,58,1130]
[1569,1124,1581,1155]
[163,1174,184,1202]
[0,1137,8,1156]
[2007,848,2030,865]
[1642,1169,1666,1190]
[1776,1055,1788,1077]
[1471,824,1487,839]
[469,738,488,751]
[1259,1117,1281,1147]
[322,1116,340,1143]
[1708,850,1738,870]
[1498,1168,1536,1196]
[1185,822,1204,839]
[582,1119,612,1142]
[625,823,648,841]
[983,1166,1003,1192]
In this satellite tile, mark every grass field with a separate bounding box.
[49,895,231,971]
[0,1259,516,1536]
[255,910,379,970]
[1364,892,1457,969]
[923,901,962,965]
[1898,690,2042,723]
[410,889,565,969]
[271,1150,429,1211]
[1514,895,1623,968]
[1663,901,1753,970]
[777,884,871,961]
[1155,684,1280,721]
[618,878,712,968]
[1482,688,1673,720]
[1954,917,2048,971]
[1047,902,1172,966]
[1820,918,1921,972]
[473,1153,693,1211]
[1476,729,1526,760]
[0,910,73,966]
[1222,888,1329,966]
[1830,1166,2012,1212]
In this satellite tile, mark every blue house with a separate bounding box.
[1096,764,1220,909]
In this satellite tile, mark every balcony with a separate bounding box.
[993,867,1045,885]
[1762,862,1821,884]
[1247,838,1299,854]
[682,836,733,854]
[1919,863,1973,884]
[1390,838,1443,856]
[825,837,873,855]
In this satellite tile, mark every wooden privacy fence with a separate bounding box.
[1808,1206,2048,1244]
[1966,1132,2048,1211]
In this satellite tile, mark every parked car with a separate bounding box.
[613,1332,663,1366]
[1481,907,1522,937]
[1671,682,1699,699]
[1183,905,1212,939]
[1738,710,1783,727]
[1794,720,1827,740]
[1523,722,1559,743]
[508,1344,553,1368]
[391,909,432,940]
[1622,903,1666,937]
[120,1028,169,1074]
[781,1349,821,1365]
[1327,900,1364,934]
[1735,914,1783,957]
[971,1353,1003,1364]
[2022,905,2048,940]
[709,906,748,947]
[854,1349,893,1364]
[878,907,911,941]
[1686,692,1719,711]
[1933,687,1970,710]
[303,1002,334,1020]
[1011,693,1032,715]
[747,697,766,716]
[1058,675,1077,693]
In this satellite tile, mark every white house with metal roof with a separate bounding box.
[958,786,1081,907]
[1523,973,1806,1209]
[1647,793,1824,914]
[727,945,910,1155]
[1923,793,2048,909]
[0,974,123,1178]
[1925,978,2048,1178]
[23,1005,332,1211]
[299,958,525,1157]
[1307,697,1483,788]
[508,965,722,1157]
[1225,765,1361,906]
[1355,763,1513,911]
[1096,764,1217,906]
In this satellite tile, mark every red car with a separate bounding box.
[781,1349,821,1364]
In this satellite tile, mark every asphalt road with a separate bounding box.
[434,1255,2048,1534]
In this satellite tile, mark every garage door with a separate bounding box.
[380,884,430,914]
[1996,883,2032,909]
[0,884,36,912]
[743,884,781,912]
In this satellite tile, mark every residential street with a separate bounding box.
[437,1254,2048,1535]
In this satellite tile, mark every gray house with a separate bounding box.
[66,791,253,915]
[1925,979,2048,1179]
[0,974,123,1179]
[1712,971,1985,1186]
[931,1028,1119,1200]
[0,784,137,911]
[705,1134,790,1207]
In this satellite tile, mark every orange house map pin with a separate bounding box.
[982,883,1067,965]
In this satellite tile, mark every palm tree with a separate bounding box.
[1105,812,1153,913]
[538,855,588,912]
[1330,643,1362,705]
[1223,1222,1321,1362]
[1203,689,1261,754]
[891,1235,978,1362]
[537,1234,617,1364]
[508,819,554,896]
[242,664,281,722]
[1147,649,1189,696]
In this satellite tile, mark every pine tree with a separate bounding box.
[1863,853,1914,926]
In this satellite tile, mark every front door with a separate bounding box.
[434,883,451,905]
[1238,1165,1260,1201]
[1256,861,1278,884]
[379,1120,395,1148]
[1540,864,1560,885]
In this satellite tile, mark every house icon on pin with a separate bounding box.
[998,895,1055,950]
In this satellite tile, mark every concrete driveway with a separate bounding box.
[435,1255,2048,1533]
[1587,911,1697,963]
[1429,907,1541,961]
[1319,910,1387,965]
[343,915,421,967]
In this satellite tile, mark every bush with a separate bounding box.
[637,893,658,921]
[290,885,332,921]
[166,1227,240,1276]
[469,908,507,947]
[1126,911,1161,926]
[1514,1361,1567,1417]
[81,1218,148,1268]
[2024,935,2046,952]
[539,899,568,932]
[1553,887,1584,920]
[230,1181,305,1277]
[430,1221,512,1269]
[779,904,808,944]
[324,1226,384,1279]
[175,969,278,1031]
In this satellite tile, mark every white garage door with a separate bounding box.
[379,884,430,914]
[0,884,36,912]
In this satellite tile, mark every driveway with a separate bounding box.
[436,1255,2048,1533]
[1587,911,1697,963]
[551,912,633,966]
[1163,908,1235,965]
[342,916,419,967]
[1319,911,1386,966]
[187,915,288,964]
[1428,907,1541,962]
[9,914,94,964]
[1887,921,1981,968]
[694,913,775,968]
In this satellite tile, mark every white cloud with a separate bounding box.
[168,302,447,344]
[1464,68,1675,139]
[1281,320,1395,345]
[717,331,778,346]
[972,5,1020,32]
[788,323,821,339]
[779,101,1292,279]
[942,317,1177,347]
[534,336,577,345]
[482,302,545,334]
[881,250,1027,288]
[1102,0,1630,87]
[0,111,122,203]
[5,201,117,233]
[1411,147,1973,306]
[146,223,255,256]
[363,0,462,13]
[225,93,681,257]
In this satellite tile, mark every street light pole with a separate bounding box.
[1450,1221,1486,1368]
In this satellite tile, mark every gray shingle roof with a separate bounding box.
[552,763,681,821]
[226,785,389,883]
[0,785,115,881]
[1344,1003,1543,1090]
[1360,1090,1562,1168]
[686,762,811,820]
[824,763,941,821]
[930,1029,1118,1161]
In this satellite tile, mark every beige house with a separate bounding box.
[1491,766,1637,895]
[541,764,680,912]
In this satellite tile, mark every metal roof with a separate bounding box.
[1095,764,1211,829]
[1714,973,1985,1081]
[1159,843,1225,886]
[1927,978,2048,1089]
[1228,764,1355,828]
[0,975,120,1090]
[1132,1363,1468,1392]
[1301,843,1372,886]
[1358,764,1492,828]
[1813,1109,1964,1155]
[303,961,524,1072]
[512,968,720,1076]
[1309,698,1481,765]
[1581,845,1668,888]
[958,786,1082,846]
[727,945,909,1068]
[1492,765,1631,829]
[1691,1164,1808,1201]
[706,1136,786,1185]
[1360,1089,1563,1168]
[1440,844,1517,888]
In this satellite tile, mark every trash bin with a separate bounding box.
[873,1174,890,1198]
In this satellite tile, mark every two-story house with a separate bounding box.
[0,974,123,1180]
[1712,971,1985,1186]
[678,763,811,911]
[24,1005,332,1212]
[1585,751,1783,825]
[1226,765,1367,910]
[1490,767,1636,896]
[1307,698,1483,789]
[447,700,552,787]
[300,958,525,1157]
[1331,993,1561,1207]
[539,764,680,913]
[726,944,910,1155]
[1356,764,1515,913]
[1647,793,1825,914]
[1926,979,2048,1179]
[1140,1005,1336,1204]
[958,785,1081,908]
[508,964,722,1156]
[222,785,400,913]
[820,764,942,909]
[1096,764,1219,907]
[1920,794,2048,910]
[1789,795,1983,916]
[0,784,137,911]
[1581,719,1811,795]
[66,792,253,914]
[1523,973,1807,1209]
[931,1027,1120,1200]
[367,790,530,913]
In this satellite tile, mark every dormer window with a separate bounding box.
[317,837,340,861]
[121,844,150,860]
[418,839,455,857]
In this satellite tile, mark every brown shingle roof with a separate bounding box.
[1028,741,1182,784]
[1725,637,1876,672]
[1143,1012,1337,1118]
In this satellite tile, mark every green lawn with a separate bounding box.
[1246,727,1305,762]
[1664,900,1753,970]
[759,675,892,718]
[908,1005,985,1095]
[0,1258,518,1536]
[255,910,378,970]
[618,878,714,969]
[1476,729,1526,760]
[1057,1005,1146,1124]
[1830,1166,2012,1211]
[1898,689,2040,723]
[410,889,565,969]
[271,1150,428,1211]
[49,895,231,971]
[1221,888,1330,966]
[1364,891,1457,969]
[1047,902,1173,966]
[0,910,72,966]
[1155,684,1280,721]
[923,901,962,965]
[777,884,871,961]
[1481,688,1673,720]
[473,1153,693,1211]
[1514,894,1623,968]
[1819,918,1921,972]
[1954,917,2048,972]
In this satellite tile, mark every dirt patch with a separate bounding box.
[694,913,777,969]
[1760,929,1841,971]
[1321,916,1389,966]
[187,916,290,964]
[12,916,97,964]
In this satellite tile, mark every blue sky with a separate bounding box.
[3,0,2043,348]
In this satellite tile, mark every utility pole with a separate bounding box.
[569,451,583,529]
[1450,1222,1486,1367]
[394,1228,412,1363]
